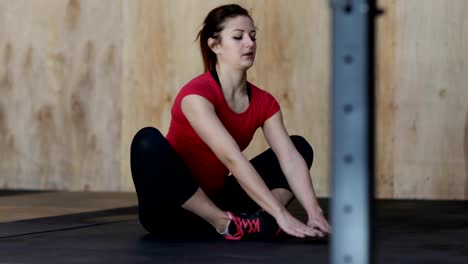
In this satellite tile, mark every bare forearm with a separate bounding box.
[226,156,285,217]
[280,153,321,215]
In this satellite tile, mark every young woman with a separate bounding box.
[130,4,330,240]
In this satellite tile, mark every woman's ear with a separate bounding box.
[208,38,220,54]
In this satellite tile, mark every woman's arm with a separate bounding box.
[181,95,283,216]
[181,95,319,237]
[262,110,331,233]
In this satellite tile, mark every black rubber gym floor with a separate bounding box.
[1,191,467,263]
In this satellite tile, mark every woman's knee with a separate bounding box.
[290,135,314,168]
[131,127,164,151]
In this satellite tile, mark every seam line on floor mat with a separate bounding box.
[0,220,136,239]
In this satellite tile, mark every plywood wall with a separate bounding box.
[393,0,468,199]
[0,0,122,191]
[375,0,396,198]
[1,0,467,200]
[375,0,468,199]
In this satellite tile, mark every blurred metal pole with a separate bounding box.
[329,0,376,264]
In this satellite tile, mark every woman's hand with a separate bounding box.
[274,208,325,238]
[306,207,331,234]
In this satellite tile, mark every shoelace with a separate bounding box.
[236,215,261,234]
[225,212,261,240]
[224,211,282,241]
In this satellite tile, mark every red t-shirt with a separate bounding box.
[166,71,280,196]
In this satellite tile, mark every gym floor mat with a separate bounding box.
[1,192,467,263]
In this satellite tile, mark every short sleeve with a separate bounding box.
[263,91,280,122]
[171,74,218,123]
[178,84,216,105]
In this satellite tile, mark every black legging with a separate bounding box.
[130,127,314,237]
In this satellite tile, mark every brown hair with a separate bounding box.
[196,4,253,71]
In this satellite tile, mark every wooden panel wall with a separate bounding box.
[0,0,122,191]
[393,0,468,199]
[375,0,396,198]
[1,0,467,200]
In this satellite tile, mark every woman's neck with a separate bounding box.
[215,64,248,99]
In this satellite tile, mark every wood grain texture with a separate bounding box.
[120,0,331,196]
[0,191,136,223]
[1,0,467,200]
[121,0,206,191]
[375,0,396,198]
[248,0,331,197]
[0,0,122,191]
[465,111,468,199]
[394,0,468,199]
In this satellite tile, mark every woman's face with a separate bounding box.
[212,15,257,70]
